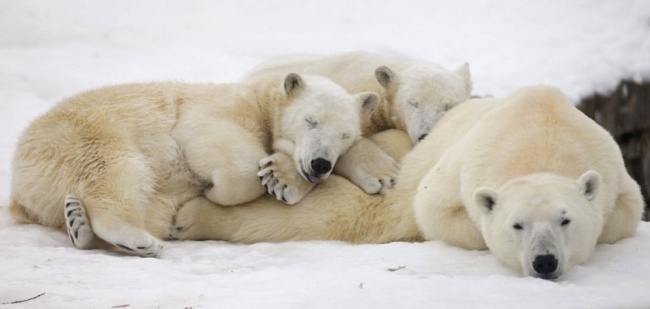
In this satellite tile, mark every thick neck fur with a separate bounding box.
[246,76,286,152]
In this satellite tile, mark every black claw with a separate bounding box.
[74,229,79,239]
[116,244,134,251]
[69,234,75,245]
[281,195,287,203]
[66,209,75,218]
[65,202,74,208]
[136,246,147,250]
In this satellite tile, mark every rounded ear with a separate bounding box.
[284,73,304,96]
[474,187,498,215]
[356,92,378,116]
[454,62,472,95]
[577,170,601,201]
[374,66,396,89]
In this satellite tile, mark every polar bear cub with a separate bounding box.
[245,51,471,196]
[175,73,377,206]
[171,86,642,279]
[9,73,377,256]
[246,51,472,144]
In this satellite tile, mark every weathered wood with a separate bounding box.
[579,80,650,221]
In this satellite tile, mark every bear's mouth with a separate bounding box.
[301,167,322,184]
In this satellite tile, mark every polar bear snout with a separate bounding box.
[301,158,333,184]
[311,158,332,175]
[532,254,559,279]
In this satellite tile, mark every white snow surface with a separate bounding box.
[1,0,650,308]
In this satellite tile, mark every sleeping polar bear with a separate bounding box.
[245,51,472,196]
[172,85,644,279]
[9,74,377,257]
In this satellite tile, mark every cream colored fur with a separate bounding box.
[9,74,376,256]
[173,86,643,278]
[244,51,472,195]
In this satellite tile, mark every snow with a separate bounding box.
[1,0,650,307]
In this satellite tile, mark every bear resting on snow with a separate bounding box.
[173,85,644,279]
[9,73,377,257]
[245,51,472,195]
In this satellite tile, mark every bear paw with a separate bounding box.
[169,200,200,240]
[107,226,163,258]
[257,153,316,205]
[350,155,399,194]
[64,195,97,249]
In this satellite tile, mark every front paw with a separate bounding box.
[352,155,400,195]
[362,171,398,194]
[257,153,315,205]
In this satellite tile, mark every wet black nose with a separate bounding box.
[533,254,558,276]
[311,158,332,175]
[418,134,428,141]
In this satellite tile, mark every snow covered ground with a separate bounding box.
[1,0,650,307]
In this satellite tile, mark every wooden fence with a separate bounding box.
[578,80,650,220]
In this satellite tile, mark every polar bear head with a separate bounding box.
[275,73,378,183]
[473,171,603,279]
[375,63,472,145]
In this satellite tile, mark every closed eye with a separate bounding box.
[408,101,419,108]
[306,117,318,129]
[513,223,523,230]
[342,132,351,140]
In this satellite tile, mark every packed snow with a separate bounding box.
[1,0,650,308]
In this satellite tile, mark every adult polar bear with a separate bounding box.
[174,85,644,278]
[246,51,472,196]
[9,73,377,257]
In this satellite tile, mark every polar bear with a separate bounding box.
[9,74,377,256]
[172,86,643,278]
[245,51,472,195]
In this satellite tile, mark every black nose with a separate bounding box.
[311,158,332,175]
[533,254,558,276]
[418,134,428,141]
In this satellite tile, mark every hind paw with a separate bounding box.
[64,195,97,249]
[112,235,163,257]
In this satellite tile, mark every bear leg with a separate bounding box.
[598,176,645,244]
[64,195,100,249]
[333,137,400,194]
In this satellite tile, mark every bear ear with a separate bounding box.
[474,187,498,215]
[375,66,396,90]
[356,92,378,116]
[284,73,304,96]
[577,170,601,201]
[454,62,473,95]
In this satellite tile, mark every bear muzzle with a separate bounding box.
[532,254,560,279]
[301,158,332,183]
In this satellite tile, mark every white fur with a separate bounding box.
[9,75,375,255]
[172,86,643,279]
[245,51,472,145]
[414,86,643,278]
[245,51,470,195]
